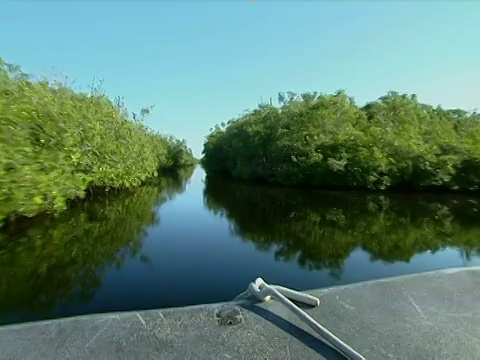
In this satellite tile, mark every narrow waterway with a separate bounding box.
[1,166,480,325]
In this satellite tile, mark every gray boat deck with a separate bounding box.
[1,267,480,359]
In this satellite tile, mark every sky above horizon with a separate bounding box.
[1,1,479,156]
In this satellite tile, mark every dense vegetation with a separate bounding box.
[204,178,480,273]
[0,58,196,226]
[0,167,194,324]
[202,91,480,191]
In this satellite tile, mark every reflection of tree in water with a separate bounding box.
[0,166,194,324]
[204,177,480,271]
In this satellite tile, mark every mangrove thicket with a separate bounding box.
[202,91,480,191]
[0,58,196,226]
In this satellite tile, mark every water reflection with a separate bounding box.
[203,177,480,272]
[0,167,194,324]
[2,167,480,326]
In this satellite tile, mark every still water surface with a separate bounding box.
[1,166,480,325]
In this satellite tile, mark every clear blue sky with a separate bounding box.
[1,1,479,156]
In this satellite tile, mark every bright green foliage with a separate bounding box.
[0,58,195,225]
[202,90,480,191]
[162,135,198,170]
[204,178,480,272]
[0,167,193,322]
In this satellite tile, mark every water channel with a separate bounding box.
[1,166,479,325]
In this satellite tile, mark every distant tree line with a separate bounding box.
[0,58,196,226]
[202,90,480,192]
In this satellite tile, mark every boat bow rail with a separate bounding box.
[1,267,480,359]
[245,277,365,360]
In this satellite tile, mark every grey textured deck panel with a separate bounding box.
[1,267,480,359]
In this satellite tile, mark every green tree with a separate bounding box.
[202,90,480,192]
[0,57,195,225]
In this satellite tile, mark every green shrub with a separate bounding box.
[0,58,195,225]
[202,91,480,191]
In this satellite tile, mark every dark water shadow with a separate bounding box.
[203,176,480,272]
[0,167,195,325]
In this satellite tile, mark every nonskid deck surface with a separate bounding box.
[1,267,480,359]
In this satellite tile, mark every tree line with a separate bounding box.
[0,58,196,226]
[3,58,479,226]
[202,90,480,192]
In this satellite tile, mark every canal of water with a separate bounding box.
[1,166,480,325]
